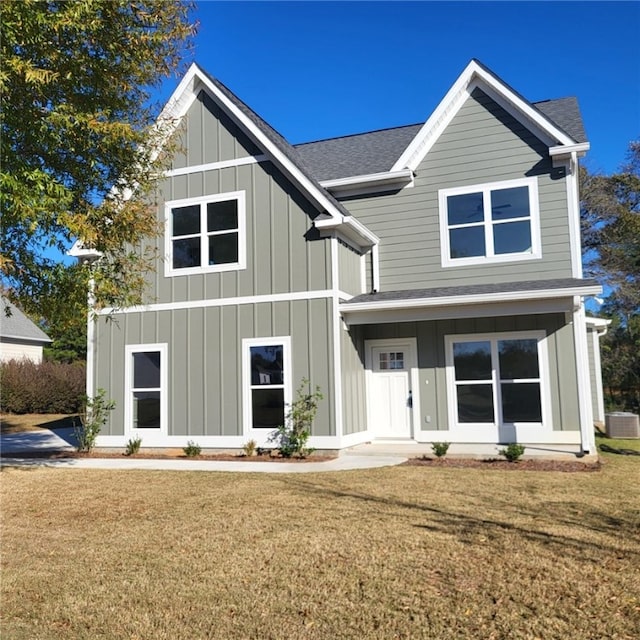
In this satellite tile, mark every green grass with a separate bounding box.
[2,457,639,639]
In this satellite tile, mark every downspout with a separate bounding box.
[86,274,97,407]
[371,243,380,293]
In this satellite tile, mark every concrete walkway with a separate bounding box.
[0,428,406,472]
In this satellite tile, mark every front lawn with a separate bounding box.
[2,456,638,640]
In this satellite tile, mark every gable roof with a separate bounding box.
[293,92,586,182]
[1,298,51,343]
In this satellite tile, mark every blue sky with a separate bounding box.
[169,0,639,175]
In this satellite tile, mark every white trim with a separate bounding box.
[585,317,611,332]
[438,177,541,268]
[391,60,575,172]
[320,169,414,197]
[360,253,367,294]
[549,143,590,157]
[164,190,246,277]
[341,297,576,326]
[573,302,596,453]
[339,284,602,314]
[86,279,96,402]
[371,244,380,292]
[563,154,583,278]
[314,214,379,250]
[165,155,267,177]
[444,331,552,441]
[365,338,420,441]
[124,343,168,440]
[241,336,292,446]
[589,324,606,423]
[98,289,337,316]
[331,238,345,439]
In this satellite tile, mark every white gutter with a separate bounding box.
[339,284,602,314]
[549,142,590,157]
[320,169,414,192]
[314,215,379,248]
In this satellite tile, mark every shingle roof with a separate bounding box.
[294,98,586,182]
[1,298,51,343]
[197,66,352,218]
[342,278,600,305]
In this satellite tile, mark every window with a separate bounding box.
[446,333,546,427]
[378,352,405,370]
[243,337,292,436]
[439,178,540,266]
[125,344,167,435]
[165,191,246,276]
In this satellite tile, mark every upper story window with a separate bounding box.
[165,191,246,277]
[438,177,541,267]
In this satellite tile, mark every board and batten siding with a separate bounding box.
[142,92,332,305]
[359,313,579,433]
[340,324,367,434]
[94,298,336,439]
[344,88,573,291]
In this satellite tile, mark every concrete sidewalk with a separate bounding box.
[0,427,406,472]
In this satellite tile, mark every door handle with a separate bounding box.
[407,390,413,409]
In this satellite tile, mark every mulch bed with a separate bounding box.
[0,450,335,462]
[402,457,601,472]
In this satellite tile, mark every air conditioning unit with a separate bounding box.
[605,412,640,439]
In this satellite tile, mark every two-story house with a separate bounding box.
[79,59,605,455]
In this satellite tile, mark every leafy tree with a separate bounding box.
[0,0,196,325]
[581,141,640,410]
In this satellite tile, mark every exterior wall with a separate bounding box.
[340,323,367,434]
[360,312,580,435]
[142,92,332,306]
[0,339,44,364]
[95,298,335,441]
[337,238,364,296]
[343,88,573,291]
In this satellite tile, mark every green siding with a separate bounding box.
[360,313,580,433]
[338,239,363,296]
[95,298,335,438]
[340,324,367,434]
[344,88,573,291]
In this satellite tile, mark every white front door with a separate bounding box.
[366,340,416,439]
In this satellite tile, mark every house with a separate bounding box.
[0,297,51,364]
[81,59,606,454]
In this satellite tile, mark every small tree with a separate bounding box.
[271,379,323,458]
[75,389,115,453]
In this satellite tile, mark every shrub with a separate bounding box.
[270,379,322,458]
[75,389,115,453]
[242,439,257,457]
[431,442,450,458]
[498,443,526,462]
[0,359,85,413]
[183,440,202,457]
[125,436,142,456]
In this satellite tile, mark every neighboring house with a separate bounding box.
[78,59,608,454]
[0,297,51,364]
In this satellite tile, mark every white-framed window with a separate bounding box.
[165,191,246,276]
[124,344,168,435]
[242,337,292,440]
[445,332,549,428]
[438,177,541,267]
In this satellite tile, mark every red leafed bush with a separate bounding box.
[0,359,86,414]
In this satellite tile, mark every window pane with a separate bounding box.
[457,384,494,423]
[391,352,404,369]
[252,388,284,428]
[172,204,201,237]
[133,352,160,388]
[493,221,532,254]
[453,341,492,380]
[491,186,530,220]
[498,339,539,379]
[173,237,201,269]
[501,383,542,422]
[447,192,484,225]
[209,233,238,265]
[207,200,238,232]
[450,226,485,259]
[250,345,284,385]
[133,391,161,428]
